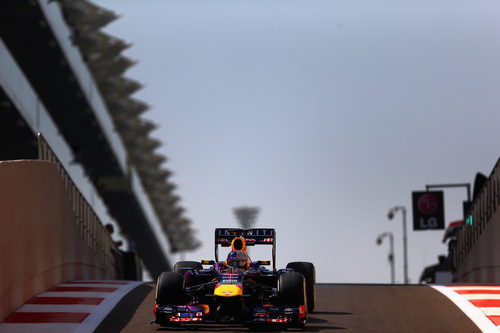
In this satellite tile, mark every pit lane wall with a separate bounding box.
[0,160,113,321]
[453,158,500,282]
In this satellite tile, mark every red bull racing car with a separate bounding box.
[153,228,316,328]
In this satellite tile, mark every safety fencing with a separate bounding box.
[454,158,500,281]
[37,134,118,278]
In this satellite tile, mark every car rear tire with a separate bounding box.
[156,271,184,305]
[286,261,316,313]
[173,260,203,272]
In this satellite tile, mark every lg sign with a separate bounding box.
[417,193,439,214]
[412,191,445,230]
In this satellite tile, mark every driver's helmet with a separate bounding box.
[226,250,248,269]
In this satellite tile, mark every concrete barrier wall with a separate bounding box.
[0,160,111,321]
[454,207,500,283]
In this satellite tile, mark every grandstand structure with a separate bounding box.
[453,158,500,282]
[0,0,199,281]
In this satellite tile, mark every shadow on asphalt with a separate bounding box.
[156,326,346,332]
[154,315,347,332]
[311,312,352,316]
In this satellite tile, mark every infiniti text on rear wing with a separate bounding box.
[214,228,276,270]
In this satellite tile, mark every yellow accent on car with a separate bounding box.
[214,284,243,297]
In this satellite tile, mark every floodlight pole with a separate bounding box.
[388,206,408,284]
[376,232,395,284]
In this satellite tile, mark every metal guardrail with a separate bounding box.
[2,35,126,277]
[454,158,500,271]
[38,134,118,278]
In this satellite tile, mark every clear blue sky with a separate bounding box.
[97,0,500,283]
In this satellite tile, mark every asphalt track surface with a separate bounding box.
[96,283,482,333]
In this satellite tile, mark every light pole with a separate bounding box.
[388,206,408,284]
[376,232,395,284]
[233,207,260,229]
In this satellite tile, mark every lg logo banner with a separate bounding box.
[412,191,445,230]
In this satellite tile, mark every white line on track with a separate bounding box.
[448,286,500,291]
[56,284,123,288]
[431,285,499,333]
[16,305,98,313]
[465,295,500,300]
[71,280,131,284]
[480,308,500,316]
[39,292,114,298]
[73,281,143,333]
[0,281,144,333]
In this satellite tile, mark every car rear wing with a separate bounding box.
[214,228,276,270]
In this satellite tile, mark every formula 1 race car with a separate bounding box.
[153,228,316,328]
